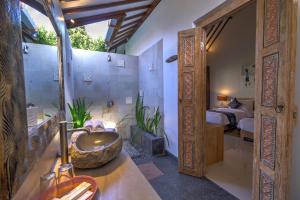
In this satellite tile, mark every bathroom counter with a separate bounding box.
[58,150,161,200]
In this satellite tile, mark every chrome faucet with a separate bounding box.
[59,121,91,165]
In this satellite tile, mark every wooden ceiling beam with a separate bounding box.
[63,0,149,15]
[114,30,134,40]
[123,0,161,43]
[120,19,141,29]
[112,34,131,44]
[65,4,150,21]
[109,39,128,51]
[107,16,125,43]
[66,12,125,28]
[117,25,137,35]
[124,12,146,21]
[107,0,161,50]
[21,0,46,15]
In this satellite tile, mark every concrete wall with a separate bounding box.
[73,49,139,138]
[23,43,59,115]
[23,43,139,139]
[138,39,164,121]
[207,3,256,107]
[126,0,226,156]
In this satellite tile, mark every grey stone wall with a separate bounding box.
[23,43,59,115]
[73,49,139,138]
[138,40,164,127]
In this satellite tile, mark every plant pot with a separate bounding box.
[130,125,143,145]
[142,132,165,156]
[130,125,165,156]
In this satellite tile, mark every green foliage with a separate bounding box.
[35,26,107,52]
[135,95,169,146]
[68,98,92,128]
[36,27,57,46]
[68,27,107,52]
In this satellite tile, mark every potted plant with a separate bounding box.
[68,98,92,128]
[131,95,169,155]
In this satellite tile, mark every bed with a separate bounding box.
[206,98,254,130]
[238,118,254,141]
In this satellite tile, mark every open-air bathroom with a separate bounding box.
[2,0,300,200]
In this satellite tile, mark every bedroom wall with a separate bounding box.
[126,0,226,157]
[207,3,256,107]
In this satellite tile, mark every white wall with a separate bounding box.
[207,3,256,107]
[126,0,226,156]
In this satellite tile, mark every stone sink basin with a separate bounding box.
[70,131,123,169]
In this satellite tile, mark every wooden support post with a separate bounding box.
[0,0,28,199]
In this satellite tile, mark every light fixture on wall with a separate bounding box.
[107,54,112,62]
[23,43,29,54]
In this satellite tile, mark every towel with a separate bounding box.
[94,120,105,130]
[84,120,93,131]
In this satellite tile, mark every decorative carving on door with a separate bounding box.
[183,72,194,101]
[183,107,194,136]
[183,37,195,66]
[263,0,280,47]
[262,53,279,107]
[260,172,274,200]
[183,142,194,168]
[179,28,206,177]
[261,116,276,169]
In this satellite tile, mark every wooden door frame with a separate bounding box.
[192,0,298,199]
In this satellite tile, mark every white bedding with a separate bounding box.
[238,118,254,133]
[206,108,249,125]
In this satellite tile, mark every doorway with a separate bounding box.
[204,2,256,199]
[178,0,297,199]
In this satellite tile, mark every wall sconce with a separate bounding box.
[23,44,29,54]
[107,54,112,62]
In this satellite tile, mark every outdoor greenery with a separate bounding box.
[135,95,169,145]
[36,27,57,46]
[68,98,92,128]
[68,27,107,52]
[35,26,107,52]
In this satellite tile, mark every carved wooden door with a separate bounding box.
[178,28,206,177]
[253,0,297,199]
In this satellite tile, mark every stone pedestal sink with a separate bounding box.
[70,131,123,169]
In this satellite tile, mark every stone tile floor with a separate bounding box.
[133,154,238,200]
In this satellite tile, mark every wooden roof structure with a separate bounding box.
[60,0,161,51]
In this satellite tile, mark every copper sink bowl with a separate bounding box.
[38,176,98,200]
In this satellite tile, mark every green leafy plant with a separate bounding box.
[36,27,57,46]
[34,26,107,52]
[67,98,92,128]
[135,95,169,146]
[68,27,107,52]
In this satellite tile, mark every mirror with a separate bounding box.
[21,3,59,132]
